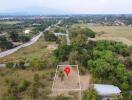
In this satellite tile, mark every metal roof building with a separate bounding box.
[94,84,121,100]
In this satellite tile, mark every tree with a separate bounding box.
[28,83,38,98]
[0,36,13,50]
[68,51,78,65]
[9,32,19,42]
[30,58,43,70]
[44,32,57,41]
[72,34,87,47]
[17,60,26,69]
[18,80,29,92]
[6,62,14,68]
[59,71,65,81]
[3,95,18,100]
[19,35,30,43]
[28,74,40,98]
[33,74,40,88]
[82,89,101,100]
[54,45,72,61]
[7,80,18,96]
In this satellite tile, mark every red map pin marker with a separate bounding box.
[64,67,70,76]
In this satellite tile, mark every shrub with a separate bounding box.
[6,62,14,68]
[56,95,69,100]
[18,80,29,92]
[82,89,101,100]
[28,83,38,98]
[3,95,18,100]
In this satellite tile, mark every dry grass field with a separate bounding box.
[0,21,22,25]
[0,68,55,100]
[71,24,132,45]
[88,25,132,40]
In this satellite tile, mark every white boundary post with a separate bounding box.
[52,65,59,90]
[77,65,81,90]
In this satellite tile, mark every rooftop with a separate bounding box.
[94,84,121,96]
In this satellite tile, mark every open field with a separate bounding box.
[72,24,132,40]
[0,21,23,25]
[0,37,56,63]
[71,24,132,45]
[88,25,132,40]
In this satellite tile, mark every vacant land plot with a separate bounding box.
[52,65,81,91]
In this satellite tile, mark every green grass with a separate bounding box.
[0,37,56,63]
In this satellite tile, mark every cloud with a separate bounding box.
[0,0,132,14]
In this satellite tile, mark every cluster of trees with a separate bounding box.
[69,27,96,39]
[9,32,30,43]
[0,36,13,50]
[86,41,132,91]
[82,89,101,100]
[54,28,66,33]
[54,37,132,94]
[33,19,58,33]
[6,56,58,70]
[44,31,57,42]
[0,32,30,50]
[3,79,29,100]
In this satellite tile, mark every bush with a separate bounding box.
[19,35,30,43]
[82,89,101,100]
[3,95,18,100]
[6,62,14,68]
[44,32,57,41]
[56,95,69,100]
[0,36,13,50]
[18,80,29,92]
[30,58,44,70]
[28,83,38,98]
[18,60,26,69]
[7,80,18,95]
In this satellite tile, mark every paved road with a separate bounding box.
[0,26,52,58]
[66,30,71,45]
[0,33,6,36]
[0,32,43,58]
[0,64,5,68]
[0,21,61,58]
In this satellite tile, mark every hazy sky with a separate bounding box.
[0,0,132,14]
